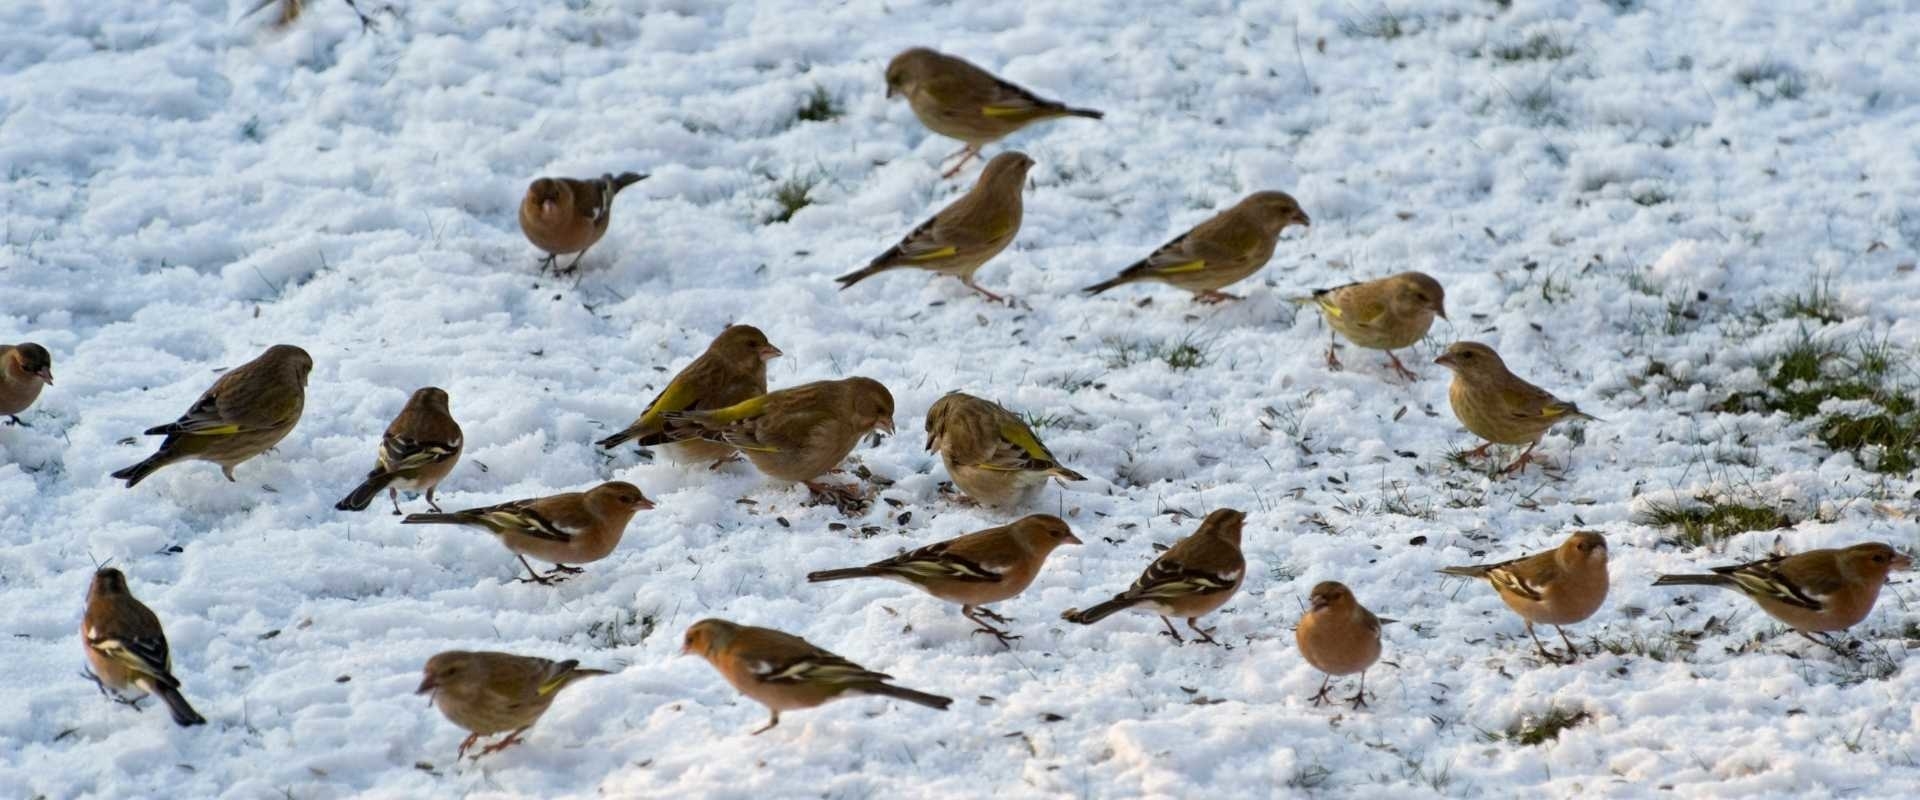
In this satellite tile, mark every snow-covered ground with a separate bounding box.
[4,0,1919,796]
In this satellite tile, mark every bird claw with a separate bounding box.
[970,627,1021,648]
[1347,690,1370,709]
[3,415,28,428]
[1195,290,1242,305]
[1387,352,1420,381]
[971,607,1013,624]
[473,729,527,758]
[1324,347,1343,372]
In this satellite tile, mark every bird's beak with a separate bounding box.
[878,419,897,436]
[759,344,784,361]
[636,496,658,511]
[415,675,438,695]
[885,85,896,99]
[1434,303,1449,320]
[1893,553,1915,571]
[1434,354,1456,367]
[1064,533,1084,545]
[1294,212,1312,227]
[35,369,52,385]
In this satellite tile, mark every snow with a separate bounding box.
[3,0,1919,797]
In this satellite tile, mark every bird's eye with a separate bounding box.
[1874,554,1888,563]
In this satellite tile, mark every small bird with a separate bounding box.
[417,650,610,759]
[924,392,1086,507]
[648,377,895,509]
[1294,581,1384,709]
[836,152,1034,303]
[0,342,53,426]
[401,481,655,584]
[1652,543,1911,653]
[1437,531,1609,664]
[883,48,1102,178]
[806,514,1082,646]
[1304,271,1447,380]
[1082,192,1311,304]
[111,344,312,488]
[335,387,463,514]
[1062,508,1247,645]
[595,325,783,465]
[80,568,206,727]
[1434,341,1596,474]
[519,172,648,273]
[682,618,952,735]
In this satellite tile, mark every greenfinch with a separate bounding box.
[1063,508,1247,645]
[1294,581,1384,709]
[1434,341,1596,474]
[883,48,1102,178]
[1653,543,1910,652]
[111,344,312,488]
[519,172,648,273]
[1305,271,1446,380]
[1438,531,1609,664]
[401,481,655,584]
[596,325,783,465]
[417,650,610,759]
[0,342,53,426]
[1083,192,1311,303]
[683,619,952,735]
[806,514,1082,645]
[335,387,462,514]
[924,392,1085,507]
[82,568,206,727]
[648,377,895,508]
[837,152,1033,303]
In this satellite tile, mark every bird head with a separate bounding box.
[979,151,1036,189]
[681,618,737,657]
[588,481,656,515]
[846,377,896,436]
[1199,508,1247,546]
[417,651,475,696]
[88,567,130,599]
[712,324,783,366]
[1012,514,1083,550]
[1560,531,1609,567]
[1433,341,1505,379]
[884,47,943,100]
[1241,191,1311,233]
[409,386,451,411]
[1307,580,1354,613]
[264,344,314,385]
[1391,272,1448,320]
[526,178,568,218]
[1841,542,1912,583]
[7,343,52,385]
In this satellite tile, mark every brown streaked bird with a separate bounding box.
[111,344,312,488]
[335,387,463,514]
[1083,192,1312,303]
[1062,508,1247,645]
[0,342,53,426]
[883,47,1102,178]
[1437,531,1609,664]
[81,568,206,727]
[924,392,1086,507]
[401,481,655,584]
[1294,581,1385,709]
[806,515,1082,646]
[595,325,783,465]
[836,152,1034,303]
[682,619,952,735]
[1652,543,1911,654]
[518,172,648,273]
[1434,341,1596,474]
[1305,271,1447,380]
[416,650,610,759]
[647,377,895,510]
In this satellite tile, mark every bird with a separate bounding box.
[1652,542,1911,654]
[0,342,53,426]
[1434,341,1597,474]
[1082,192,1311,303]
[400,481,655,584]
[646,377,895,510]
[416,650,610,759]
[519,172,648,273]
[924,392,1086,507]
[1303,271,1447,380]
[806,515,1082,646]
[836,152,1033,303]
[1062,508,1247,645]
[334,387,462,514]
[1437,531,1609,664]
[1294,581,1385,709]
[595,325,783,466]
[682,618,952,735]
[111,344,312,488]
[80,568,206,727]
[883,48,1102,178]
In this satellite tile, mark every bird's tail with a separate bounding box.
[860,682,952,710]
[1436,565,1494,580]
[835,262,896,291]
[607,172,649,194]
[806,567,884,583]
[400,512,473,526]
[1060,107,1104,120]
[595,426,641,450]
[154,684,207,727]
[1049,466,1088,482]
[1081,274,1135,295]
[334,471,394,512]
[110,450,176,488]
[1549,401,1601,423]
[1651,573,1730,588]
[1062,596,1138,625]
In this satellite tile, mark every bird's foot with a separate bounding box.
[473,729,528,758]
[1461,443,1494,460]
[3,415,27,428]
[1387,352,1420,381]
[455,733,481,759]
[1325,347,1343,372]
[1347,690,1371,710]
[971,607,1013,624]
[1194,290,1243,305]
[970,626,1022,649]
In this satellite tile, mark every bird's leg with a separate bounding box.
[1462,442,1494,460]
[80,668,110,698]
[1348,670,1370,709]
[388,487,403,516]
[342,0,377,31]
[707,452,744,471]
[425,488,443,513]
[1386,351,1420,381]
[1555,626,1583,662]
[4,414,27,427]
[1156,615,1186,643]
[514,555,558,585]
[1798,630,1858,659]
[545,563,585,576]
[960,276,1007,304]
[1308,674,1334,706]
[456,732,482,759]
[971,606,1013,624]
[559,249,588,275]
[963,605,1021,647]
[1525,623,1565,664]
[1195,290,1243,305]
[475,727,530,758]
[939,146,981,178]
[750,711,781,736]
[1502,442,1540,475]
[537,253,558,273]
[1186,617,1227,647]
[1325,332,1343,372]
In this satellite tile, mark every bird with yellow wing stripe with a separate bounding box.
[884,48,1102,178]
[806,515,1081,646]
[112,344,312,488]
[924,391,1085,507]
[595,325,783,465]
[417,651,611,759]
[640,377,895,510]
[1302,271,1447,380]
[1083,192,1311,303]
[837,152,1032,304]
[1434,341,1597,474]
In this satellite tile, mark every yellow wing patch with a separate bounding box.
[1153,260,1208,275]
[186,424,241,436]
[908,246,959,261]
[981,105,1028,118]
